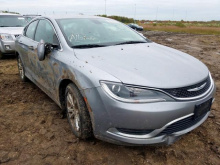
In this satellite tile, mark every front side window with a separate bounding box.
[0,15,26,27]
[25,20,38,40]
[56,18,148,48]
[35,19,59,44]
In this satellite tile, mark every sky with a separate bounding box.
[0,0,220,21]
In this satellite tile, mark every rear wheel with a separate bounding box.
[65,83,92,139]
[17,55,28,82]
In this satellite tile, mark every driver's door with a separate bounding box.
[30,19,60,96]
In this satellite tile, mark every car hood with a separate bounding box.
[0,27,24,35]
[74,43,209,88]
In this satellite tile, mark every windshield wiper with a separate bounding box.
[115,41,147,45]
[72,44,107,49]
[0,26,9,27]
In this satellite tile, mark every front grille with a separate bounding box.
[162,76,211,98]
[116,112,207,137]
[14,34,20,38]
[156,113,206,137]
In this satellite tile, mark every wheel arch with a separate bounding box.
[15,51,19,57]
[58,79,86,110]
[58,78,95,131]
[59,79,74,110]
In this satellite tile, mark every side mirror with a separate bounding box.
[37,39,46,61]
[37,40,60,61]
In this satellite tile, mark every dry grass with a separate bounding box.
[142,25,220,35]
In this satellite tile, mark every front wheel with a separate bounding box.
[65,83,92,139]
[0,51,3,59]
[17,55,28,82]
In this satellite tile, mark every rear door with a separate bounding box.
[17,20,39,78]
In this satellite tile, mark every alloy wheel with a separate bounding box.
[66,91,81,132]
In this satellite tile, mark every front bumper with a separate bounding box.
[0,39,16,54]
[83,82,216,145]
[106,111,210,145]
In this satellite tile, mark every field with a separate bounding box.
[0,32,220,164]
[141,21,220,35]
[98,15,220,35]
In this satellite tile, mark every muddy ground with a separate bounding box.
[0,32,220,165]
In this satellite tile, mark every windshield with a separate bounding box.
[56,18,149,48]
[0,15,26,27]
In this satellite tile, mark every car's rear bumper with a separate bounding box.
[83,82,216,145]
[0,40,16,54]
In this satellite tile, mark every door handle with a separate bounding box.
[19,40,23,43]
[28,46,34,50]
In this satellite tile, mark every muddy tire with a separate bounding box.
[65,83,92,139]
[0,51,3,59]
[17,55,28,82]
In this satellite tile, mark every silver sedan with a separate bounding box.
[0,13,25,59]
[15,16,216,145]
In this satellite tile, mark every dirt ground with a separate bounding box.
[0,32,220,165]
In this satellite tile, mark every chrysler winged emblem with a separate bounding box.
[187,83,207,92]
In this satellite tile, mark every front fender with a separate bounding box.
[54,55,121,109]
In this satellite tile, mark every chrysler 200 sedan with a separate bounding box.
[15,16,216,145]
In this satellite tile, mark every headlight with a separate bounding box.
[0,34,13,41]
[100,81,173,103]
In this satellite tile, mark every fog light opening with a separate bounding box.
[5,45,11,50]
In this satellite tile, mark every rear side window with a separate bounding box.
[25,20,38,39]
[35,19,59,44]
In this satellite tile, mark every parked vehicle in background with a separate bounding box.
[0,13,26,59]
[23,15,41,23]
[128,23,143,31]
[15,16,216,145]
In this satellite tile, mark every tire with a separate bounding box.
[65,83,92,139]
[17,55,28,82]
[0,51,3,59]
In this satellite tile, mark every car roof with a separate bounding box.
[0,13,21,16]
[38,15,106,20]
[28,15,118,26]
[23,14,41,16]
